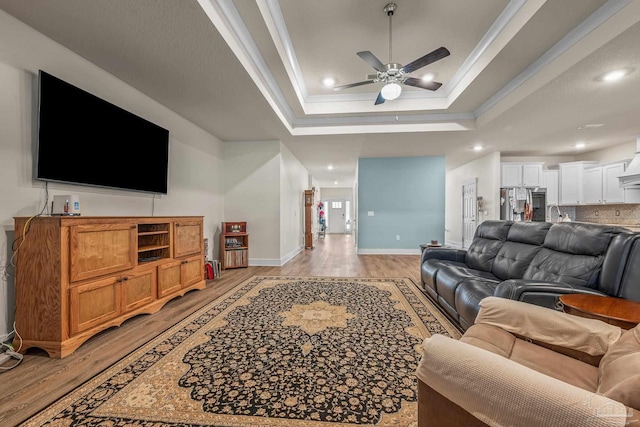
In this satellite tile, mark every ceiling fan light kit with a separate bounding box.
[333,3,450,105]
[381,82,402,100]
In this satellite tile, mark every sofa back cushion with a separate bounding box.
[465,220,512,272]
[522,223,623,287]
[492,222,550,280]
[612,235,640,302]
[597,325,640,410]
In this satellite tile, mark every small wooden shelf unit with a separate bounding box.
[13,215,206,358]
[220,221,248,270]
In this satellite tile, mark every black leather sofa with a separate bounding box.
[420,220,640,331]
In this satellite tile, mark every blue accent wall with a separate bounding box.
[358,156,445,250]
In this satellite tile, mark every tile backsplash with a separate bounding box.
[575,204,640,226]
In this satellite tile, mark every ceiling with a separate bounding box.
[1,0,640,188]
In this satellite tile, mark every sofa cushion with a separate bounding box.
[462,324,599,392]
[464,220,512,272]
[455,281,498,331]
[521,223,624,288]
[421,259,466,292]
[597,325,640,410]
[491,222,550,280]
[436,266,499,313]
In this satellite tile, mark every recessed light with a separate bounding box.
[328,165,334,170]
[322,77,336,87]
[334,181,338,185]
[575,142,586,149]
[422,73,434,82]
[473,144,483,152]
[600,69,629,82]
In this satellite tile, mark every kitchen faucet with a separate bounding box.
[547,205,562,222]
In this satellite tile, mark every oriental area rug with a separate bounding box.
[23,276,461,427]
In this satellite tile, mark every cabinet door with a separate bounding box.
[541,170,559,205]
[157,260,182,298]
[69,276,121,335]
[584,167,603,204]
[603,163,625,204]
[174,220,203,258]
[121,267,156,313]
[560,164,581,205]
[70,223,137,282]
[501,164,522,187]
[181,255,204,287]
[522,164,542,187]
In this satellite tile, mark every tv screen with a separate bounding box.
[36,70,169,194]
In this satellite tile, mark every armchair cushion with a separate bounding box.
[597,325,640,410]
[475,296,622,356]
[416,334,629,427]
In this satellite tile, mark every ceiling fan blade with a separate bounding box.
[403,77,443,91]
[400,47,450,74]
[333,79,376,91]
[374,91,386,105]
[357,51,386,72]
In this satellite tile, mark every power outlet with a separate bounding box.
[616,210,620,216]
[396,235,400,240]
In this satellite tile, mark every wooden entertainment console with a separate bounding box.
[12,215,206,358]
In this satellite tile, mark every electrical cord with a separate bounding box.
[0,322,23,372]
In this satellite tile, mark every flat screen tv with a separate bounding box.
[36,70,170,194]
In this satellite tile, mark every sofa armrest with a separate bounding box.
[494,279,607,308]
[416,334,630,427]
[474,296,621,356]
[421,246,467,264]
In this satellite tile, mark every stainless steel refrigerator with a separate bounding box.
[500,188,546,221]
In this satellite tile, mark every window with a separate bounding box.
[331,201,342,209]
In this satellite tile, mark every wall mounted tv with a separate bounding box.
[36,70,170,194]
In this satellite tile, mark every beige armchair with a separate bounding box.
[415,296,640,427]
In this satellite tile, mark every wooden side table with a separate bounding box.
[559,294,640,329]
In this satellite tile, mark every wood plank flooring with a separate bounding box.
[0,234,423,426]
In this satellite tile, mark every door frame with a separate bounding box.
[461,178,478,249]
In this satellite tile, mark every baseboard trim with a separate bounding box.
[357,248,421,255]
[249,245,304,267]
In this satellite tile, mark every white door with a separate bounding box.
[328,200,346,233]
[462,179,477,249]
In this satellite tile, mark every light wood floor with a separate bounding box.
[0,234,423,426]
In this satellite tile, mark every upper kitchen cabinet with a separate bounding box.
[501,163,543,187]
[541,169,559,206]
[583,161,636,204]
[559,161,599,205]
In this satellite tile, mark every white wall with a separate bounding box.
[223,140,310,265]
[279,142,308,261]
[0,10,225,339]
[224,141,281,263]
[576,141,636,164]
[445,152,501,247]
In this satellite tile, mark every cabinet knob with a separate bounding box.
[122,276,129,281]
[182,260,188,264]
[131,225,137,229]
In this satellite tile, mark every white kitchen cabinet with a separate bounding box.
[501,163,543,187]
[541,170,558,205]
[559,161,599,205]
[603,162,626,204]
[582,161,629,205]
[584,166,604,204]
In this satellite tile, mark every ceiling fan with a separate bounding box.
[333,3,450,105]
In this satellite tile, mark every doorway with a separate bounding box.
[327,200,346,233]
[462,179,477,249]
